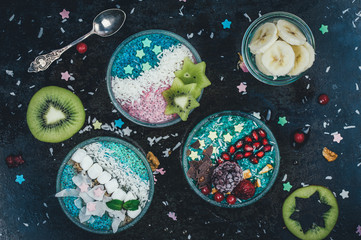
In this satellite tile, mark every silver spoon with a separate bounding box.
[28,8,126,73]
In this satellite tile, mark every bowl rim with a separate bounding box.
[241,11,315,86]
[56,136,155,234]
[181,110,280,208]
[106,29,203,128]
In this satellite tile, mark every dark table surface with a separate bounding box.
[1,0,361,239]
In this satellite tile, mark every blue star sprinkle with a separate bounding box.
[222,19,232,29]
[114,118,124,129]
[15,175,25,184]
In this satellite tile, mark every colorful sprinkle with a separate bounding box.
[208,131,217,141]
[61,71,71,81]
[237,82,247,93]
[332,132,343,143]
[278,116,288,126]
[124,65,134,74]
[142,38,152,47]
[167,211,177,221]
[339,189,349,199]
[59,9,70,19]
[356,225,361,236]
[319,24,328,34]
[221,19,232,29]
[114,119,124,128]
[15,175,25,184]
[283,182,292,192]
[93,120,102,130]
[136,49,145,59]
[155,168,166,175]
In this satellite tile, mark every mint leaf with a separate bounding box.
[123,200,140,211]
[106,199,124,210]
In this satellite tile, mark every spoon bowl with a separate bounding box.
[93,9,126,37]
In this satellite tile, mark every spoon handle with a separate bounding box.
[28,30,94,73]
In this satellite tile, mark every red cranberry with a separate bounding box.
[214,192,225,202]
[76,42,87,54]
[318,94,329,105]
[294,132,305,144]
[226,194,237,205]
[201,186,211,195]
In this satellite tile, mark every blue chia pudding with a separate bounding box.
[110,32,196,124]
[185,112,279,207]
[57,140,151,233]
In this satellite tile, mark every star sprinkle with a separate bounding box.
[142,62,152,71]
[208,131,218,141]
[59,9,70,19]
[189,151,199,160]
[221,19,232,29]
[283,182,292,192]
[124,65,134,74]
[114,118,124,128]
[356,225,361,236]
[167,212,177,221]
[122,126,132,136]
[198,140,205,149]
[237,82,247,93]
[278,116,288,126]
[92,120,102,130]
[79,183,88,192]
[152,45,162,55]
[319,24,328,34]
[87,202,96,212]
[136,49,145,59]
[142,38,152,47]
[234,123,244,132]
[93,187,104,197]
[332,132,343,143]
[155,168,166,175]
[339,189,349,199]
[179,0,186,2]
[15,175,25,184]
[61,71,71,81]
[223,133,233,142]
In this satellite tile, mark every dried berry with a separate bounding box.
[226,194,237,205]
[76,42,87,54]
[5,154,25,168]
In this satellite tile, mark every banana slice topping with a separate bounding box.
[249,22,278,54]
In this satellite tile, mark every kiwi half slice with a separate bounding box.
[162,77,200,121]
[26,86,85,143]
[282,185,338,240]
[175,57,211,98]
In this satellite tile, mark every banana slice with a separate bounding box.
[288,45,310,76]
[255,53,272,75]
[303,42,315,69]
[261,40,295,76]
[277,20,306,45]
[249,22,278,54]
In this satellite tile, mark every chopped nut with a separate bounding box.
[211,188,217,194]
[146,152,160,171]
[242,169,252,179]
[73,162,83,172]
[322,147,338,162]
[255,179,261,188]
[259,164,273,174]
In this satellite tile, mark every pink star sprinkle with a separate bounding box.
[356,225,361,236]
[167,212,177,221]
[61,71,71,81]
[79,183,88,193]
[156,168,166,175]
[332,132,343,143]
[87,202,96,212]
[237,82,247,93]
[59,9,70,19]
[93,187,104,197]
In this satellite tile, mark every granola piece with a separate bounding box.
[146,152,160,171]
[322,147,338,162]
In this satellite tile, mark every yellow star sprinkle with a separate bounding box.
[93,120,102,130]
[198,140,205,149]
[208,131,218,141]
[234,123,244,132]
[223,133,232,142]
[189,151,199,160]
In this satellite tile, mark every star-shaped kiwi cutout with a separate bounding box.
[175,57,211,98]
[162,78,200,121]
[290,191,331,233]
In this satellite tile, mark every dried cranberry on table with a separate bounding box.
[291,125,311,149]
[76,42,87,54]
[5,154,25,168]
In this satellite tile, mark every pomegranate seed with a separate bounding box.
[250,156,259,164]
[294,132,305,144]
[251,130,259,141]
[244,136,253,143]
[244,151,252,158]
[318,94,329,105]
[76,42,87,54]
[256,151,265,158]
[221,152,231,161]
[234,152,244,160]
[228,146,236,154]
[244,144,253,152]
[235,139,244,149]
[253,142,261,149]
[201,186,211,195]
[262,138,269,145]
[217,158,224,164]
[214,192,225,202]
[226,194,237,205]
[263,145,272,152]
[258,129,267,138]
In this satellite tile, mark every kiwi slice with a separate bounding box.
[282,185,338,240]
[162,77,200,121]
[175,57,211,98]
[26,86,85,143]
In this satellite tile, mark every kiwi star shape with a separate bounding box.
[162,78,200,121]
[175,57,211,98]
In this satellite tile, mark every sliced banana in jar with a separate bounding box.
[249,22,278,54]
[303,42,315,69]
[255,53,272,75]
[277,19,306,46]
[288,45,310,76]
[261,40,295,76]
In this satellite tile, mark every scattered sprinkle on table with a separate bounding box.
[221,19,232,29]
[114,118,124,128]
[333,133,343,143]
[319,24,328,34]
[283,182,292,192]
[278,116,288,126]
[356,225,361,236]
[339,189,349,199]
[237,82,247,93]
[92,120,102,130]
[61,71,71,81]
[167,212,177,221]
[59,9,70,19]
[15,175,25,184]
